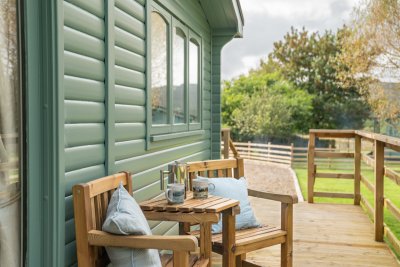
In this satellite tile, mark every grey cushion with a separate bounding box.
[102,183,161,267]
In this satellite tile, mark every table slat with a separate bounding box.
[205,199,239,213]
[193,198,233,213]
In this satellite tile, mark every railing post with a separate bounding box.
[290,143,294,167]
[374,140,385,242]
[221,128,230,159]
[328,144,332,169]
[354,135,361,205]
[307,133,316,203]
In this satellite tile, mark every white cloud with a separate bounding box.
[243,0,359,20]
[245,0,333,20]
[242,55,262,71]
[221,0,360,80]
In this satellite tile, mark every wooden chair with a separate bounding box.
[185,158,298,267]
[73,171,208,267]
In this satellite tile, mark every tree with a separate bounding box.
[222,72,313,139]
[338,0,400,125]
[268,27,371,129]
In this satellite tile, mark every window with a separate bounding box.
[151,12,168,125]
[149,4,202,139]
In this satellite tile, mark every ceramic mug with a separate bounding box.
[165,183,185,204]
[192,178,215,199]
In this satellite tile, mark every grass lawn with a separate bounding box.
[294,165,400,259]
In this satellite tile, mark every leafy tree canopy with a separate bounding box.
[338,0,400,124]
[267,27,371,129]
[222,72,313,139]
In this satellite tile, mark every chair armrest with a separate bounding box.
[88,230,198,252]
[248,189,298,204]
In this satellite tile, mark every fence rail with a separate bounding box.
[307,129,400,256]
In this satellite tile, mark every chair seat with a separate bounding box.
[191,225,286,256]
[160,254,209,267]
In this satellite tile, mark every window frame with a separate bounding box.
[146,2,203,146]
[188,31,202,131]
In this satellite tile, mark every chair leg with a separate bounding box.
[235,254,246,267]
[281,203,293,267]
[281,242,293,267]
[173,251,190,267]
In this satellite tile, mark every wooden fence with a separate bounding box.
[221,129,400,170]
[308,129,400,256]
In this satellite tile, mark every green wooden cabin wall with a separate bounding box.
[210,36,233,159]
[62,0,213,265]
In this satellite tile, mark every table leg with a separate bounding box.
[179,222,191,235]
[222,210,236,267]
[200,222,212,267]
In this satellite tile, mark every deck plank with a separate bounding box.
[212,199,399,266]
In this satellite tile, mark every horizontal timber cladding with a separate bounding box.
[63,0,213,265]
[112,0,212,251]
[63,0,107,266]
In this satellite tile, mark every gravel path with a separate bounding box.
[244,160,303,200]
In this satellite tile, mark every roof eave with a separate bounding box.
[200,0,244,38]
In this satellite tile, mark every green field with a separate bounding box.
[294,166,400,258]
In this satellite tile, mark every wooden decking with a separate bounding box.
[212,198,399,266]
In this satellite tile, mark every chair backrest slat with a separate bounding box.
[100,192,109,220]
[73,172,132,267]
[91,197,97,230]
[187,158,244,190]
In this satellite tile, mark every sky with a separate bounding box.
[221,0,360,81]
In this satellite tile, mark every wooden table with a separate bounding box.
[139,193,240,267]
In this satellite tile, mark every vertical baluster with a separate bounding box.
[308,133,316,203]
[354,136,361,205]
[222,128,230,159]
[374,140,385,241]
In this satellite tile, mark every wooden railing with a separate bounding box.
[308,129,400,254]
[221,129,400,168]
[221,129,239,159]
